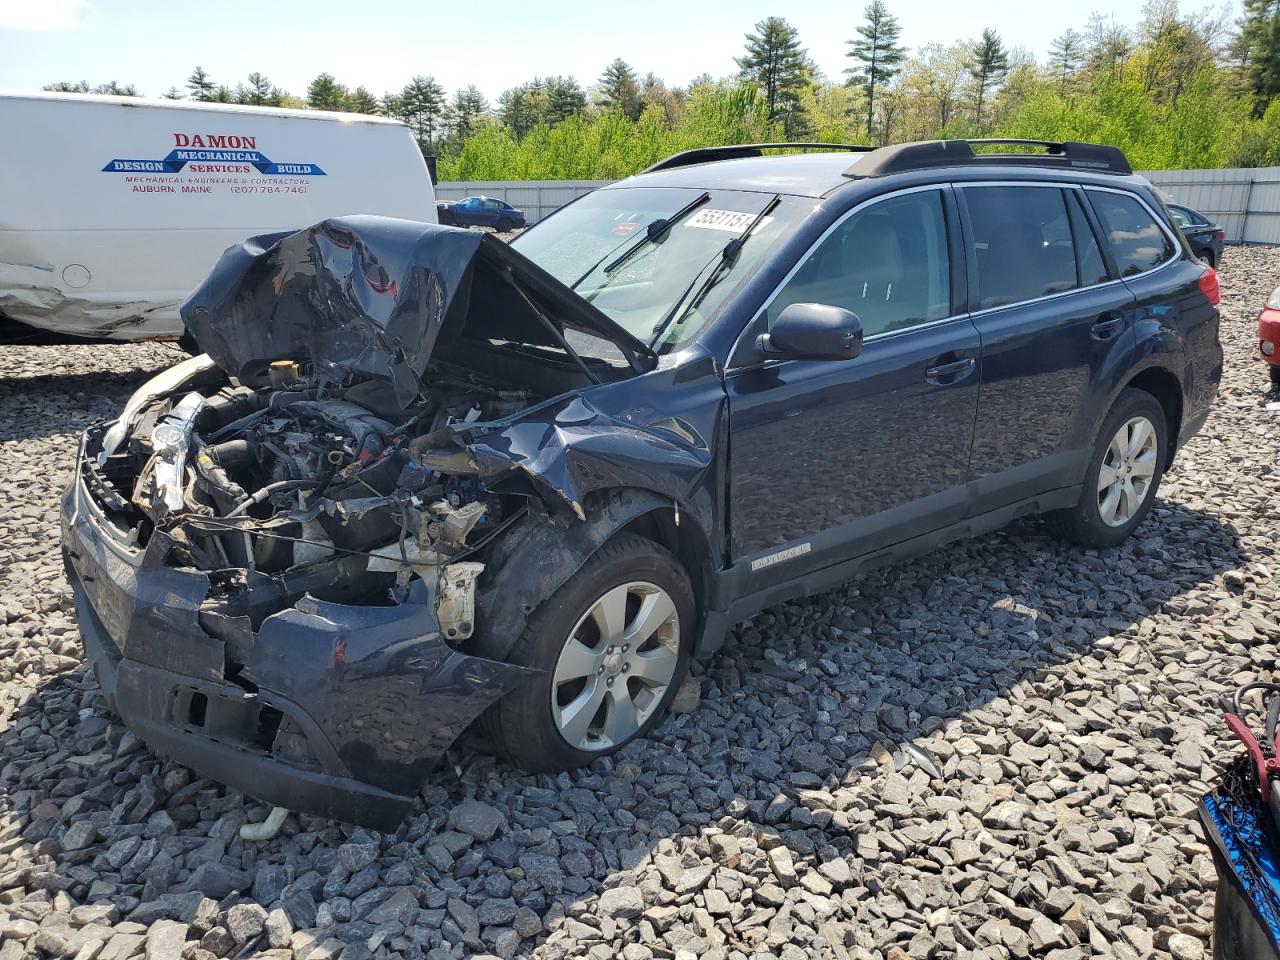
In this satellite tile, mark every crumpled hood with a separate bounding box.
[181,216,654,408]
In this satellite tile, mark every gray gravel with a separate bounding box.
[1,246,1277,960]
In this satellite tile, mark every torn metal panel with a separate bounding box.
[456,348,727,533]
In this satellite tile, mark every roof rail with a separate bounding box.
[843,138,1132,178]
[643,142,874,174]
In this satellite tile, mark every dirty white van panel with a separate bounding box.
[0,92,437,339]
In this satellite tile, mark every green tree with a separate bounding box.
[187,66,216,101]
[1048,29,1085,93]
[1086,13,1133,81]
[239,72,282,107]
[399,75,447,151]
[448,85,489,141]
[43,81,91,93]
[966,28,1009,129]
[307,73,347,111]
[162,86,183,100]
[544,76,587,124]
[736,16,814,135]
[498,84,543,139]
[845,1,907,137]
[345,86,381,115]
[598,58,642,119]
[1239,0,1280,112]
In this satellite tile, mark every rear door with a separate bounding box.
[725,186,980,589]
[960,183,1137,514]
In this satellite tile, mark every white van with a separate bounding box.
[0,91,437,340]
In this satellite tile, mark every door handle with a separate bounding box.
[1091,312,1125,340]
[925,356,976,385]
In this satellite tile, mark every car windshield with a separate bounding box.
[511,186,812,354]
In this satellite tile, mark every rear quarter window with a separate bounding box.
[1088,191,1176,277]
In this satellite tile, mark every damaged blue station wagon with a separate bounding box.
[62,139,1222,828]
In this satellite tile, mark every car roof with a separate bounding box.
[604,149,1150,200]
[604,153,855,198]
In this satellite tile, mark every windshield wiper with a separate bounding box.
[569,191,710,290]
[648,194,781,349]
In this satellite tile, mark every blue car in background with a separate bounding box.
[437,195,526,231]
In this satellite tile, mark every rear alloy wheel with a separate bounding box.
[1096,416,1159,527]
[482,534,694,771]
[1044,388,1168,548]
[1198,252,1214,267]
[496,218,514,233]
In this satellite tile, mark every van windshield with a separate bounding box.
[511,187,812,353]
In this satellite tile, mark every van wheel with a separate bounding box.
[482,534,693,772]
[1044,389,1168,549]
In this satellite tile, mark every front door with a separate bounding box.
[725,187,980,590]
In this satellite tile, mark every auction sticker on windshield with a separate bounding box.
[686,208,775,233]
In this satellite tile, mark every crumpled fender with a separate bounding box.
[468,488,676,664]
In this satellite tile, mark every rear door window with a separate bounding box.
[1087,190,1176,276]
[963,186,1078,309]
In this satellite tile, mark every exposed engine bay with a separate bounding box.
[86,360,543,643]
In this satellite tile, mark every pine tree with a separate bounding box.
[240,72,280,107]
[399,75,447,151]
[187,66,216,101]
[1241,0,1280,113]
[1048,29,1085,93]
[93,81,140,96]
[162,86,183,100]
[307,73,347,111]
[498,85,540,139]
[845,1,907,137]
[345,86,381,115]
[736,16,814,133]
[598,58,641,119]
[544,76,587,124]
[1085,13,1132,81]
[966,28,1009,129]
[449,85,489,140]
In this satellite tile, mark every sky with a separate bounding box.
[0,0,1219,104]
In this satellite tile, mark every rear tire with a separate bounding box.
[482,534,694,772]
[1198,251,1215,268]
[1270,364,1280,387]
[496,218,514,233]
[1044,389,1168,549]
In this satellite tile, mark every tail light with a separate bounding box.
[516,210,524,217]
[1198,266,1220,306]
[1215,229,1225,242]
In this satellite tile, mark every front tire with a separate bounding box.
[1045,389,1168,548]
[483,534,694,772]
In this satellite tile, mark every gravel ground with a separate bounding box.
[1,246,1277,960]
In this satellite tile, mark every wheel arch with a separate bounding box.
[470,486,718,664]
[1123,365,1183,467]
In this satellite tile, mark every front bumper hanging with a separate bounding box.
[61,452,533,829]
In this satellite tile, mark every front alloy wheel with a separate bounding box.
[552,581,680,750]
[481,534,694,772]
[1097,416,1159,527]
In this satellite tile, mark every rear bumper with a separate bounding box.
[61,444,533,828]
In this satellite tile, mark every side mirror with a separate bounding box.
[756,302,863,362]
